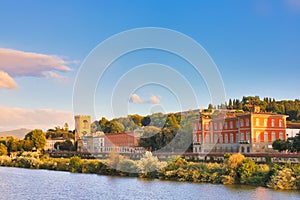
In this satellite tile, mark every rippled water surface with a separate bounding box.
[0,167,299,200]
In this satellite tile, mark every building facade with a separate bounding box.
[44,137,66,151]
[193,112,287,153]
[75,115,143,154]
[75,115,91,152]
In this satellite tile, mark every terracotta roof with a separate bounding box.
[287,122,300,129]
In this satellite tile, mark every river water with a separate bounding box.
[0,167,299,200]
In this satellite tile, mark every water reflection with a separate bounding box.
[0,167,299,200]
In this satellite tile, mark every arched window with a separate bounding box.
[83,120,89,129]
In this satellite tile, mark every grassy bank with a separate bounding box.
[0,152,299,190]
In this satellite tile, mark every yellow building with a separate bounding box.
[75,115,91,152]
[74,115,91,140]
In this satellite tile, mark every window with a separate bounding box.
[279,120,283,127]
[256,131,260,142]
[241,132,244,141]
[264,132,268,142]
[236,121,239,128]
[240,119,244,127]
[219,122,223,130]
[279,132,283,140]
[206,124,209,130]
[219,134,223,143]
[236,133,239,143]
[198,123,201,130]
[214,123,217,130]
[271,119,275,127]
[205,134,210,143]
[246,132,250,141]
[246,118,249,126]
[199,134,202,143]
[193,134,197,142]
[225,122,228,129]
[83,120,89,129]
[194,123,197,131]
[214,134,218,143]
[230,133,233,143]
[230,121,233,129]
[256,118,260,126]
[264,119,267,127]
[225,134,228,143]
[272,132,276,141]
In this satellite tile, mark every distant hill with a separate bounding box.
[0,128,31,139]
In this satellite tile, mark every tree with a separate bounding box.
[25,129,46,150]
[137,151,166,177]
[290,132,300,152]
[207,104,213,111]
[141,116,151,126]
[0,143,8,156]
[6,136,20,153]
[228,99,233,110]
[20,138,34,151]
[272,139,288,152]
[54,140,75,151]
[64,123,69,131]
[99,117,109,132]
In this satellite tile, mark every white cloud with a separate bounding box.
[0,70,17,89]
[129,93,144,103]
[129,93,161,104]
[0,106,74,132]
[0,48,72,89]
[150,95,161,104]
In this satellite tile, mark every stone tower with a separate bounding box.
[74,115,91,141]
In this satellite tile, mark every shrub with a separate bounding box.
[267,168,297,190]
[69,156,82,172]
[0,156,12,166]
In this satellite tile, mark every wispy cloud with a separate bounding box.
[129,93,161,104]
[0,106,74,132]
[0,48,72,89]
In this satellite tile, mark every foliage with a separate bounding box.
[25,129,46,150]
[137,151,167,178]
[221,96,300,121]
[46,124,74,139]
[69,156,82,172]
[239,159,256,184]
[54,140,75,151]
[117,158,138,174]
[267,168,297,190]
[0,143,8,156]
[272,139,289,152]
[0,153,299,190]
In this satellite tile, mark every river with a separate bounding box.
[0,167,299,200]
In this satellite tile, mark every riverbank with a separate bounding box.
[0,152,299,190]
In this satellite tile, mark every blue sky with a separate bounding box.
[0,0,299,131]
